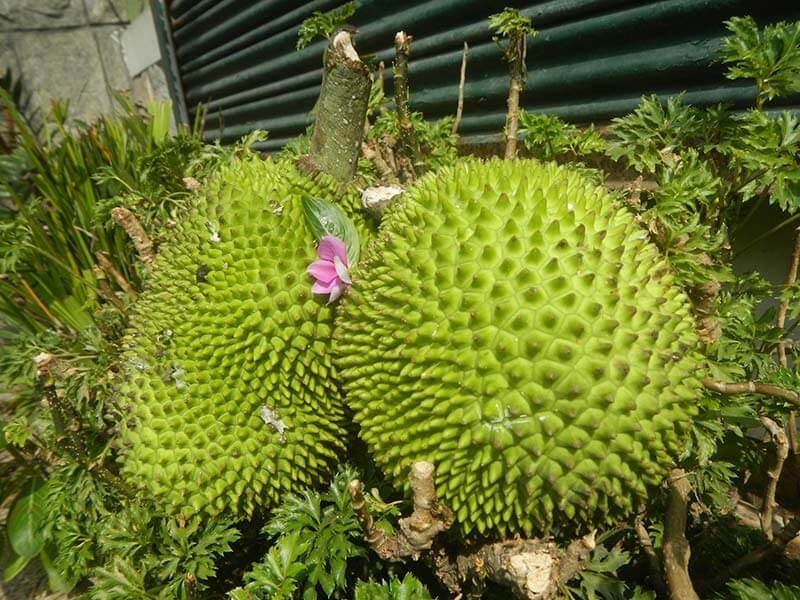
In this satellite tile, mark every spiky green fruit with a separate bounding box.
[335,159,702,536]
[118,156,370,519]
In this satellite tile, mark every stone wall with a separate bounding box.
[0,0,167,123]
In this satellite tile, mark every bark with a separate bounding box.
[663,469,700,600]
[306,29,371,182]
[433,533,595,600]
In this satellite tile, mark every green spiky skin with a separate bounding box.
[334,159,702,537]
[118,156,369,519]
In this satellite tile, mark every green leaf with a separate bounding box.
[719,16,800,106]
[40,543,76,593]
[6,477,48,558]
[302,195,360,265]
[296,2,358,50]
[2,552,32,582]
[0,420,5,448]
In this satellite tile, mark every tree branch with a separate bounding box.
[663,469,700,600]
[759,416,789,541]
[701,378,800,407]
[434,533,596,600]
[305,29,371,182]
[452,42,468,135]
[349,461,451,561]
[503,31,528,159]
[777,226,800,456]
[392,31,419,182]
[350,461,596,599]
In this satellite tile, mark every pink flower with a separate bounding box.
[307,236,351,304]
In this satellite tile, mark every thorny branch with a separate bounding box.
[700,377,800,407]
[759,416,789,541]
[663,469,700,600]
[111,207,155,272]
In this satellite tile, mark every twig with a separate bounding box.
[378,61,387,114]
[349,479,389,550]
[503,30,528,159]
[759,416,789,541]
[452,42,468,135]
[777,226,800,456]
[392,31,419,182]
[111,207,155,272]
[634,518,666,596]
[361,140,400,185]
[92,265,128,313]
[701,378,800,407]
[663,469,700,600]
[18,273,60,327]
[699,517,800,591]
[95,251,137,299]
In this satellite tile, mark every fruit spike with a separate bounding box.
[118,155,372,519]
[335,159,702,537]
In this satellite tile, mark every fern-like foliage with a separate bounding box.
[518,111,606,161]
[606,94,708,174]
[354,574,435,600]
[719,16,800,108]
[84,505,240,600]
[296,2,357,50]
[716,578,800,600]
[231,468,377,600]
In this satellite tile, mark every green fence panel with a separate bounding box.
[152,0,800,151]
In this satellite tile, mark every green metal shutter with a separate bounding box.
[153,0,800,151]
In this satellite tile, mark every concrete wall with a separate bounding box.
[0,0,168,123]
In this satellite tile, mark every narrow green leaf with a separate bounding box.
[6,477,48,558]
[301,195,360,266]
[2,552,31,582]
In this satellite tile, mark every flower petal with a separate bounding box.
[332,255,351,284]
[327,282,345,304]
[312,279,337,295]
[318,236,347,264]
[307,259,338,284]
